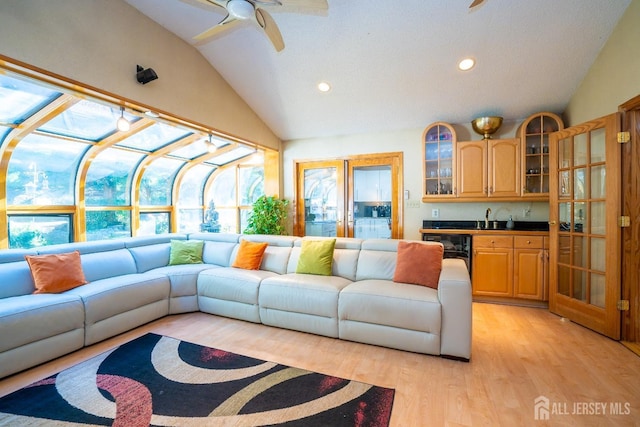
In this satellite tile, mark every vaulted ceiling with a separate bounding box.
[125,0,631,141]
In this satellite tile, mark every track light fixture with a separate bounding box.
[136,65,158,84]
[116,107,130,132]
[207,134,217,153]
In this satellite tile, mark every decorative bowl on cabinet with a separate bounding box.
[471,116,503,140]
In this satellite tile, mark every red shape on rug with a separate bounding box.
[319,375,345,393]
[97,374,153,427]
[201,347,233,362]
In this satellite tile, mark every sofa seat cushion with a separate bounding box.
[259,273,352,318]
[0,294,84,353]
[339,279,441,334]
[198,267,277,305]
[65,273,170,325]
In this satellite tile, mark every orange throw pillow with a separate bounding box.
[393,241,444,289]
[232,240,268,270]
[25,251,88,294]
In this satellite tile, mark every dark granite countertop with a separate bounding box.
[422,220,549,233]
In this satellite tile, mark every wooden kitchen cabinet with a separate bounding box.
[472,235,513,297]
[457,138,520,199]
[520,112,564,198]
[513,236,546,300]
[457,141,486,198]
[422,122,456,199]
[473,234,548,302]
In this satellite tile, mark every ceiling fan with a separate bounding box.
[469,0,485,7]
[186,0,328,52]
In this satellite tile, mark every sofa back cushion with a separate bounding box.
[127,243,171,273]
[187,233,240,267]
[356,239,400,281]
[124,234,186,272]
[0,249,38,298]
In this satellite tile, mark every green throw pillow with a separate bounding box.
[296,239,336,276]
[169,240,204,265]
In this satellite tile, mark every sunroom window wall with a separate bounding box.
[0,67,269,249]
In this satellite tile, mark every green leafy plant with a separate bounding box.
[244,195,289,235]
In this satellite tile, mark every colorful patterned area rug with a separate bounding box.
[0,333,394,426]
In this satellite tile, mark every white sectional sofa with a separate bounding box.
[0,233,472,379]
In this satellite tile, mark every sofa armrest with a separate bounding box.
[437,258,472,360]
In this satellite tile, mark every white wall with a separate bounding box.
[564,0,640,125]
[0,0,280,151]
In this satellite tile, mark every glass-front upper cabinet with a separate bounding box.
[422,122,456,199]
[520,112,564,198]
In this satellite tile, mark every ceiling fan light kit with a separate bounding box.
[227,0,254,20]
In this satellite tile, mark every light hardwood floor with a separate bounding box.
[1,303,639,426]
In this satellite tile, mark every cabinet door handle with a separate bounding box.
[484,187,488,194]
[527,240,531,244]
[489,186,493,194]
[549,221,557,225]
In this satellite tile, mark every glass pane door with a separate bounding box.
[352,165,392,239]
[549,113,621,339]
[295,160,345,237]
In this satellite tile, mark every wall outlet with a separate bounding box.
[432,208,439,218]
[523,208,531,218]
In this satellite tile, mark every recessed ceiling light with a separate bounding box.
[458,58,475,71]
[317,81,331,92]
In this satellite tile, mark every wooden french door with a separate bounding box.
[619,95,640,351]
[549,113,622,339]
[347,155,402,239]
[295,160,346,237]
[294,153,403,239]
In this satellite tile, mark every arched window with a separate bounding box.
[207,153,264,233]
[85,148,145,241]
[177,164,216,233]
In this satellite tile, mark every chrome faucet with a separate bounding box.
[485,208,491,229]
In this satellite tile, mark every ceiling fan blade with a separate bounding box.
[261,0,328,15]
[255,8,284,52]
[193,14,241,43]
[469,0,485,8]
[183,0,227,11]
[277,0,327,9]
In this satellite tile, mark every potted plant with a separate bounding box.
[244,195,289,235]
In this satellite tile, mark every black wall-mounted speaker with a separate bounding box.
[136,65,158,84]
